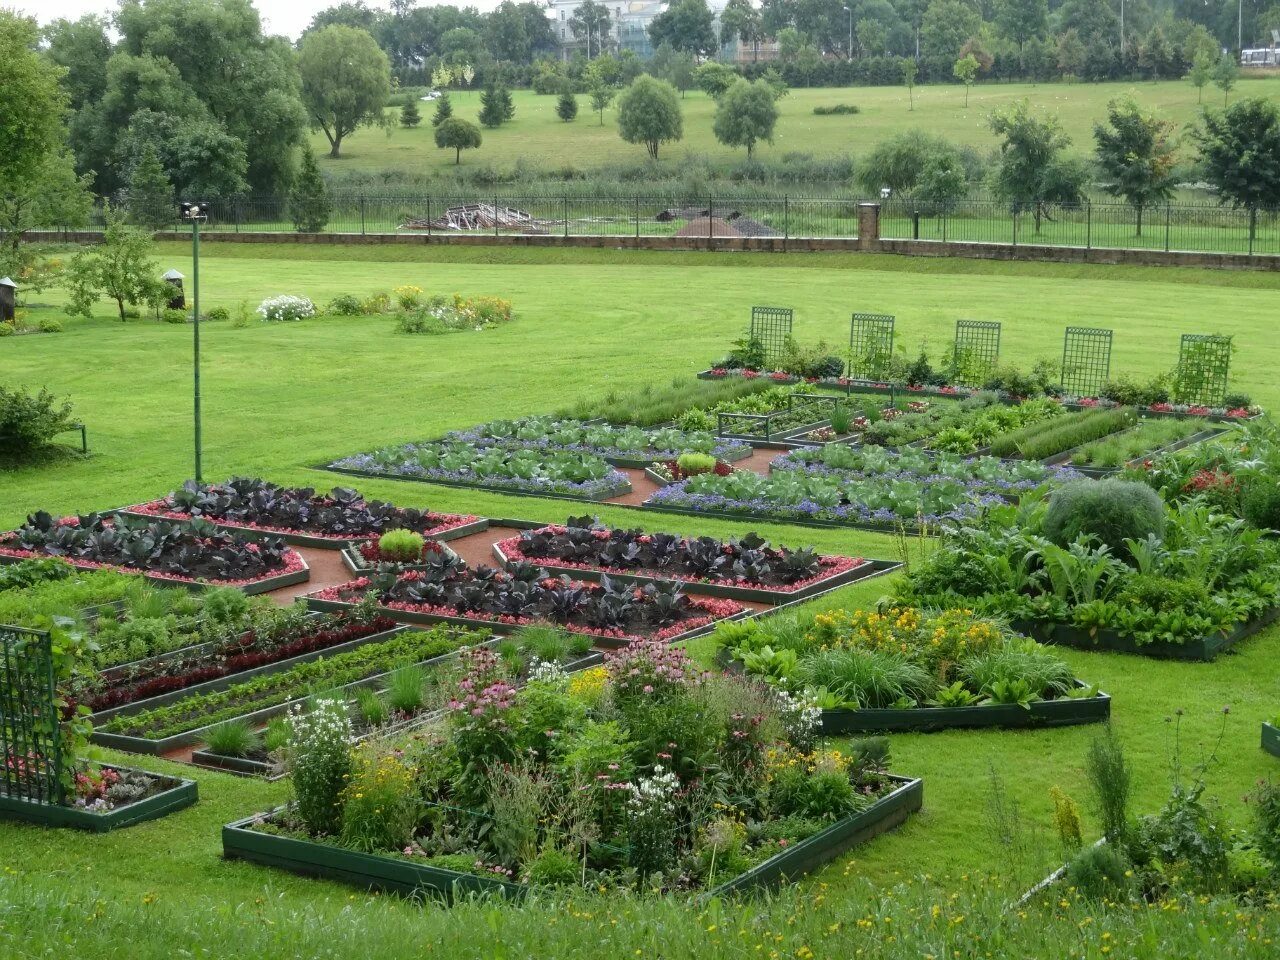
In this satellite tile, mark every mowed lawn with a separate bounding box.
[312,77,1280,176]
[3,243,1280,946]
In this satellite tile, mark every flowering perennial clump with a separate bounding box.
[257,295,316,322]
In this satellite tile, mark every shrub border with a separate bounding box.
[0,765,197,832]
[221,775,921,902]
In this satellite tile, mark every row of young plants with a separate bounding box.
[987,407,1137,461]
[83,603,399,714]
[899,481,1280,657]
[0,511,305,591]
[559,375,780,429]
[851,394,1059,452]
[645,445,1074,529]
[714,606,1107,732]
[704,339,1259,419]
[307,561,745,647]
[442,417,751,465]
[95,622,486,743]
[128,479,483,545]
[328,443,631,500]
[227,637,919,897]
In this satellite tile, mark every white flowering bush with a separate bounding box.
[286,697,352,835]
[774,687,823,752]
[257,295,316,323]
[624,764,680,880]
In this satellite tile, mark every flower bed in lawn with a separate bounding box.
[898,493,1280,660]
[493,519,893,604]
[713,607,1110,734]
[307,565,746,648]
[124,479,485,547]
[84,606,400,714]
[643,458,736,486]
[0,765,197,831]
[442,417,752,466]
[223,639,921,900]
[93,625,486,751]
[326,443,631,501]
[0,512,307,594]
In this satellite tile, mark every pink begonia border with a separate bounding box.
[495,528,865,595]
[124,499,482,543]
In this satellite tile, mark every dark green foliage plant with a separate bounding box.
[0,384,77,463]
[1065,842,1134,900]
[556,91,578,122]
[290,145,331,233]
[1085,728,1133,844]
[400,99,421,128]
[1043,479,1166,554]
[431,93,452,127]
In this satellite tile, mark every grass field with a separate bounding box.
[3,243,1280,955]
[312,77,1280,176]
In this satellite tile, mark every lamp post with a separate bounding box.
[179,202,206,483]
[844,5,853,60]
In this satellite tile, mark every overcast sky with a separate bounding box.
[20,0,514,40]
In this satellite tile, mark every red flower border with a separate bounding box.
[495,528,865,595]
[309,577,744,644]
[124,499,482,543]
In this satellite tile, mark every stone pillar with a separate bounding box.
[856,203,881,252]
[0,277,15,323]
[162,269,185,309]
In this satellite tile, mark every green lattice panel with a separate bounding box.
[749,306,793,369]
[951,320,1001,386]
[1061,327,1113,397]
[1174,334,1232,406]
[0,626,63,805]
[848,313,896,380]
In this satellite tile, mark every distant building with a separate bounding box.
[546,0,666,60]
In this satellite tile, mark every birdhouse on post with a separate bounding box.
[0,278,16,324]
[162,269,185,309]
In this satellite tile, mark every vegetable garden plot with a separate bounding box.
[440,417,752,467]
[92,625,486,754]
[491,520,897,604]
[325,443,631,501]
[306,567,746,649]
[124,478,486,548]
[0,512,308,595]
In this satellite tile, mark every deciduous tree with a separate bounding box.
[712,79,779,158]
[298,25,392,158]
[617,76,683,160]
[434,117,482,164]
[1193,97,1280,241]
[1094,97,1177,236]
[988,100,1089,232]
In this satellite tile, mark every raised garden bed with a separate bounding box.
[1012,610,1280,662]
[223,774,921,901]
[87,618,405,721]
[0,512,308,595]
[441,416,752,466]
[492,522,898,604]
[191,748,279,778]
[340,539,463,577]
[325,443,631,502]
[1053,421,1228,477]
[0,765,197,832]
[92,626,486,754]
[306,574,747,649]
[1264,722,1280,759]
[121,479,486,549]
[643,459,737,487]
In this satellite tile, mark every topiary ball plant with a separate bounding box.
[1043,479,1166,554]
[377,528,426,562]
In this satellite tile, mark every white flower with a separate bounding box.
[257,295,316,322]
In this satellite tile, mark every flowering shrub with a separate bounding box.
[393,285,425,310]
[286,697,352,835]
[257,295,316,322]
[340,742,419,852]
[395,294,513,335]
[624,765,680,880]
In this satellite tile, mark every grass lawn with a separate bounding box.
[3,242,1280,955]
[313,77,1280,177]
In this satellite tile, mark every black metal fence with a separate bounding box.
[48,193,1280,257]
[0,626,64,806]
